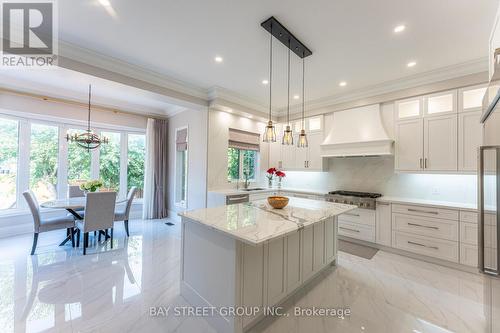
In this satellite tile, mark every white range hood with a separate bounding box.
[320,104,394,157]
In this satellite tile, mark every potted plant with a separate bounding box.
[266,167,276,188]
[79,179,104,194]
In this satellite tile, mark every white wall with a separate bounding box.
[207,109,269,190]
[167,108,208,214]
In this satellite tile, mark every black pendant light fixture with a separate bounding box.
[282,46,293,145]
[297,54,308,148]
[66,85,109,151]
[261,17,312,145]
[263,27,277,143]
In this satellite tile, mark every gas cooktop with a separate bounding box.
[326,190,382,210]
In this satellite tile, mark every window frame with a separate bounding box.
[227,147,259,183]
[174,126,188,209]
[0,110,146,214]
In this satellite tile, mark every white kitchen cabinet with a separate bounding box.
[395,118,424,171]
[458,111,482,171]
[306,131,324,170]
[241,243,265,327]
[459,84,487,113]
[424,90,457,116]
[395,97,422,120]
[266,237,286,305]
[423,114,458,171]
[295,139,308,169]
[286,232,302,292]
[281,144,296,169]
[460,243,478,267]
[301,225,314,281]
[376,202,392,247]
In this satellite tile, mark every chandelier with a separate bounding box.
[66,85,108,150]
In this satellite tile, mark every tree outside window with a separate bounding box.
[29,124,58,202]
[227,148,257,181]
[127,134,145,198]
[0,118,18,209]
[67,129,91,184]
[100,131,120,191]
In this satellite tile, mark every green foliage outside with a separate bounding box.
[67,129,91,183]
[227,147,240,181]
[0,119,18,209]
[227,148,256,181]
[29,124,58,201]
[127,134,145,197]
[99,132,120,191]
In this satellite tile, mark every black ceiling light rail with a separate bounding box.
[261,16,312,58]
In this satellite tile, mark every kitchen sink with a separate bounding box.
[240,188,266,191]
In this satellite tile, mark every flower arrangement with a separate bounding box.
[266,168,285,188]
[79,179,103,193]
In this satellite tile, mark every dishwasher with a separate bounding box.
[225,194,250,205]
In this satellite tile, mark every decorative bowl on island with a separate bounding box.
[267,196,289,209]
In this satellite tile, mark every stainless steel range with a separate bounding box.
[325,190,382,210]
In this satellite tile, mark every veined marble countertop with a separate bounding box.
[208,187,328,196]
[179,197,356,245]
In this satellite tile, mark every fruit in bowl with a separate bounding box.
[267,196,289,209]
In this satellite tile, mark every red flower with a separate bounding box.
[267,167,277,174]
[276,171,286,178]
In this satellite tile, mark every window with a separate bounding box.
[227,128,259,182]
[127,134,145,199]
[99,131,121,191]
[29,124,58,202]
[175,127,188,207]
[0,118,19,210]
[67,128,91,185]
[227,148,257,181]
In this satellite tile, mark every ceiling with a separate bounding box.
[54,0,498,110]
[0,67,187,116]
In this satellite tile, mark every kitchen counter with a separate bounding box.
[180,197,355,245]
[208,187,329,197]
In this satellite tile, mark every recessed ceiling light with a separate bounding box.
[293,95,300,100]
[98,0,111,6]
[407,61,417,68]
[339,81,347,87]
[394,25,406,33]
[262,79,269,85]
[214,56,223,63]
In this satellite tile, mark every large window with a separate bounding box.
[100,131,121,191]
[0,113,146,211]
[67,128,91,185]
[0,118,19,209]
[227,148,257,182]
[29,124,58,202]
[127,134,145,199]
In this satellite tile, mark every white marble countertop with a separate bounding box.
[179,197,356,245]
[208,187,328,196]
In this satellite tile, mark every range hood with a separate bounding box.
[320,104,394,157]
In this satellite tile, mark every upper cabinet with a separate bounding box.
[269,116,324,171]
[395,86,484,173]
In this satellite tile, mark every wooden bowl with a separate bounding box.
[267,196,289,209]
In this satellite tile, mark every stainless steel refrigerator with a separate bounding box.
[479,49,500,333]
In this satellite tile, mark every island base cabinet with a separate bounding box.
[180,216,338,333]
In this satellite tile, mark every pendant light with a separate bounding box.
[66,85,109,151]
[282,43,293,145]
[263,27,277,143]
[297,55,308,148]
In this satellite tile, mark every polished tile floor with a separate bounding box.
[0,219,490,333]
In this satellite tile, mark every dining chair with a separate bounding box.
[68,185,84,198]
[75,191,116,255]
[114,186,137,237]
[23,190,76,255]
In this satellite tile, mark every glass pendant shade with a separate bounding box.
[263,120,277,142]
[297,129,308,148]
[282,125,294,145]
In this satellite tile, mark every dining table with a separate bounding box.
[41,197,127,246]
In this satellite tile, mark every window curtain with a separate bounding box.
[142,118,168,219]
[228,128,260,151]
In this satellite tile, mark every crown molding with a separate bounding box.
[58,40,209,110]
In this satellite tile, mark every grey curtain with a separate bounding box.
[152,119,168,218]
[228,128,260,151]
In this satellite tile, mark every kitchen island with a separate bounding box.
[179,197,355,333]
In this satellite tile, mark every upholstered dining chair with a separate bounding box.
[23,191,76,255]
[68,185,84,198]
[75,191,116,255]
[114,186,136,237]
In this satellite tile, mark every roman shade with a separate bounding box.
[176,128,188,152]
[228,128,260,151]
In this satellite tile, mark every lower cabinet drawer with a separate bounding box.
[393,231,459,263]
[460,243,478,267]
[338,221,375,242]
[339,209,375,226]
[392,213,458,241]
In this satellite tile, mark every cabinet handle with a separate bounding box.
[343,212,360,217]
[424,158,428,169]
[407,240,439,250]
[407,222,439,230]
[339,226,360,233]
[306,161,309,168]
[377,202,390,206]
[407,208,439,215]
[419,158,423,169]
[227,196,249,201]
[304,161,307,168]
